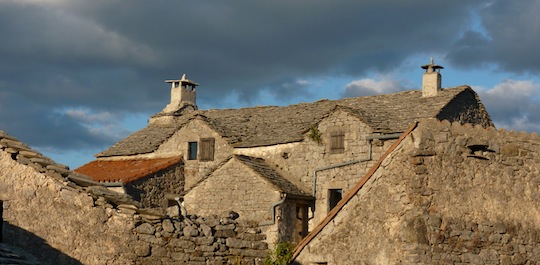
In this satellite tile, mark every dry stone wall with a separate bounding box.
[294,120,540,264]
[125,164,184,208]
[0,131,269,265]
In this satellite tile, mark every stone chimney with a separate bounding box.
[163,74,198,113]
[421,58,444,97]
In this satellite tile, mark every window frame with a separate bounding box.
[187,141,198,160]
[328,189,343,212]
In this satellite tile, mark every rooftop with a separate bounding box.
[98,86,480,157]
[75,156,183,183]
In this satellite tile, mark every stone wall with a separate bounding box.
[125,164,184,208]
[129,213,269,265]
[184,158,282,244]
[294,120,540,264]
[157,118,235,190]
[0,131,269,265]
[436,89,493,128]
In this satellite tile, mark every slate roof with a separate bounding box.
[75,156,183,183]
[98,86,475,157]
[234,155,311,198]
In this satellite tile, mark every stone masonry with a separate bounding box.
[293,119,540,264]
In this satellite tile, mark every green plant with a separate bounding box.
[264,241,295,265]
[308,126,322,145]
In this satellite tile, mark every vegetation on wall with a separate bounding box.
[264,241,295,265]
[308,126,323,145]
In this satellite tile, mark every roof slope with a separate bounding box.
[75,156,182,183]
[234,155,310,198]
[98,86,473,157]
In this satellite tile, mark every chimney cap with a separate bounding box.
[421,57,444,72]
[165,74,199,86]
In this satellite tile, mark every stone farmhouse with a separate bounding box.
[76,59,493,244]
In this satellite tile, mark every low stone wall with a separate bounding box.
[132,214,268,264]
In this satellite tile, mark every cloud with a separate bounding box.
[343,75,410,97]
[448,0,540,73]
[475,79,540,133]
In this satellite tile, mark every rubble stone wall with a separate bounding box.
[125,164,184,208]
[294,120,540,264]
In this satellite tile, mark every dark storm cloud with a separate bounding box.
[448,0,540,73]
[0,0,495,151]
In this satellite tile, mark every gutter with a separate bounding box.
[259,194,287,226]
[312,133,402,198]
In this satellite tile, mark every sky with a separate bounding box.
[0,0,539,169]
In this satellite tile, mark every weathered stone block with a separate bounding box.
[215,224,235,230]
[228,248,268,258]
[200,224,213,236]
[170,252,190,261]
[183,225,199,237]
[226,238,251,249]
[192,236,215,246]
[134,243,151,257]
[169,238,195,249]
[135,223,156,235]
[215,229,235,238]
[162,219,175,233]
[237,233,266,241]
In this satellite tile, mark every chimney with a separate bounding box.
[421,58,444,97]
[163,74,198,113]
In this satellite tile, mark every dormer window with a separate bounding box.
[330,131,345,154]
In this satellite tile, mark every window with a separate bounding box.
[188,142,198,160]
[200,138,215,161]
[328,189,342,212]
[330,131,345,154]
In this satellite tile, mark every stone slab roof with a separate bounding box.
[75,156,183,183]
[98,86,473,157]
[234,155,311,198]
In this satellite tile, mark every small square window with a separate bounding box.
[188,142,198,160]
[330,131,345,154]
[328,189,342,212]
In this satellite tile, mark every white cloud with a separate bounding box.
[55,107,131,142]
[343,75,409,97]
[474,79,540,133]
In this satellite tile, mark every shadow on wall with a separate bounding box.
[2,222,82,265]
